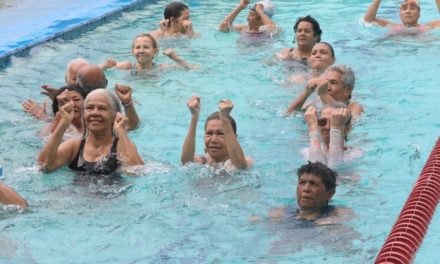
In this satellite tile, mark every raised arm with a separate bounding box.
[99,58,131,70]
[181,96,200,165]
[254,3,276,31]
[219,0,249,32]
[162,48,193,69]
[115,84,139,131]
[426,0,440,28]
[364,0,393,27]
[114,112,144,166]
[304,107,326,164]
[287,78,319,114]
[327,108,351,169]
[219,99,251,169]
[38,103,78,172]
[0,182,28,209]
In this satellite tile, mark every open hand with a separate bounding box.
[22,99,47,119]
[41,85,59,101]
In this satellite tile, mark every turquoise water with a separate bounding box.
[1,0,440,262]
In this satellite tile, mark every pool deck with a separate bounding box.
[0,0,152,67]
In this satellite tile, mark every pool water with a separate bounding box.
[1,0,440,263]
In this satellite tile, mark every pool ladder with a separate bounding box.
[375,137,440,263]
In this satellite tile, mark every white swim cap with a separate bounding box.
[250,0,275,18]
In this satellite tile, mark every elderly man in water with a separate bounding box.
[252,162,352,224]
[364,0,440,31]
[22,58,89,120]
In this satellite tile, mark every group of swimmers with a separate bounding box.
[2,0,439,223]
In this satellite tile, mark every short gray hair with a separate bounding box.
[326,64,356,90]
[65,58,88,77]
[84,89,121,120]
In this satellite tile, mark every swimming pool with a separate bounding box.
[1,0,440,262]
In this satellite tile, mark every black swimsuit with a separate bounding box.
[69,137,120,176]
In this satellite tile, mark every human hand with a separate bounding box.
[305,77,319,94]
[330,108,351,129]
[102,58,117,69]
[255,3,264,13]
[115,84,132,105]
[113,112,128,137]
[59,102,74,123]
[41,85,59,101]
[162,48,176,59]
[22,99,47,119]
[182,20,194,34]
[160,19,169,31]
[304,106,318,132]
[219,99,233,117]
[239,0,250,9]
[56,90,70,107]
[316,78,329,96]
[187,96,201,116]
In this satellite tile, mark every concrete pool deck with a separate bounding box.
[0,0,154,67]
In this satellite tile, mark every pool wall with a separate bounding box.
[0,0,158,68]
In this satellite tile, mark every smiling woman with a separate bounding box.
[38,89,144,178]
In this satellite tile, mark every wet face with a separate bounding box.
[325,70,351,102]
[247,10,261,29]
[309,43,335,72]
[295,21,318,47]
[297,173,334,212]
[172,8,191,33]
[68,91,84,120]
[399,1,420,26]
[84,94,113,133]
[204,119,229,162]
[132,36,157,64]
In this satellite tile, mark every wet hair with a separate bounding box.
[293,15,322,43]
[132,33,158,50]
[326,64,355,92]
[297,161,337,192]
[84,89,121,121]
[204,112,237,135]
[164,2,189,27]
[52,84,87,115]
[314,42,336,60]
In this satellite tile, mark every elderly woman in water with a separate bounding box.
[181,96,253,170]
[364,0,440,32]
[38,89,144,176]
[287,64,363,119]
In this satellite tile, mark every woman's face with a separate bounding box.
[68,91,84,120]
[171,8,191,33]
[309,43,335,71]
[84,94,113,133]
[132,36,157,64]
[295,21,318,47]
[204,119,229,163]
[399,1,420,26]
